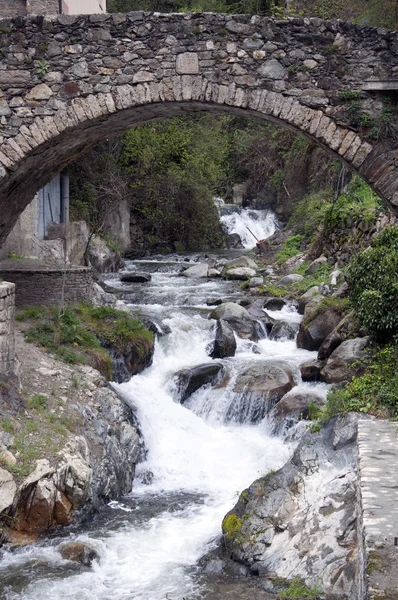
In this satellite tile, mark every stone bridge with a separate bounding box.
[0,11,398,245]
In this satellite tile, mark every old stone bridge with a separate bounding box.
[0,11,398,245]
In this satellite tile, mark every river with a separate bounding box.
[0,209,326,600]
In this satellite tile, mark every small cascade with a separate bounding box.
[220,206,277,248]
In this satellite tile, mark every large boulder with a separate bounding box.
[0,467,16,513]
[267,390,325,434]
[263,297,287,311]
[210,320,237,359]
[181,263,209,278]
[305,255,328,274]
[277,274,304,286]
[209,302,258,342]
[173,363,224,403]
[223,256,258,270]
[225,267,256,280]
[120,272,152,283]
[221,413,361,599]
[297,308,342,351]
[226,362,295,423]
[269,320,299,341]
[300,359,325,382]
[321,337,369,383]
[87,235,123,273]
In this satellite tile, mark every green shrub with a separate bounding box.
[278,576,322,599]
[347,225,398,340]
[322,345,398,419]
[324,176,382,232]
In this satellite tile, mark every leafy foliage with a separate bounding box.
[347,225,398,340]
[324,176,382,232]
[323,345,398,418]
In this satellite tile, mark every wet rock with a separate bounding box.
[209,302,258,342]
[221,414,360,599]
[226,233,244,249]
[88,235,123,273]
[317,329,342,360]
[206,298,223,306]
[267,391,325,434]
[277,274,304,286]
[181,263,209,278]
[269,320,299,341]
[210,319,237,359]
[120,272,152,283]
[300,359,325,381]
[208,268,221,278]
[59,541,100,566]
[225,267,256,280]
[321,337,369,383]
[263,297,286,311]
[227,362,294,423]
[174,363,224,403]
[297,308,342,351]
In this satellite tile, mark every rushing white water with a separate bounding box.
[0,254,325,600]
[220,208,277,248]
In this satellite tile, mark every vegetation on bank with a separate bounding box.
[16,303,154,380]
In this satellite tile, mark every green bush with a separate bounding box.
[322,345,398,419]
[347,225,398,340]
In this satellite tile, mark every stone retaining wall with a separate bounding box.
[0,267,94,307]
[0,282,15,376]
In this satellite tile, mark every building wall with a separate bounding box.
[63,0,106,14]
[0,0,27,19]
[26,0,60,15]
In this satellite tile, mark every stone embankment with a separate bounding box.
[0,329,141,545]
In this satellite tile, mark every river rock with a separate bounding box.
[225,233,244,249]
[277,274,304,286]
[301,285,320,299]
[248,277,263,288]
[0,468,16,513]
[267,391,325,434]
[210,319,237,359]
[297,308,342,351]
[227,362,294,423]
[181,263,209,278]
[300,359,325,381]
[88,235,123,273]
[221,413,361,599]
[317,329,342,360]
[269,320,299,341]
[263,297,286,311]
[208,268,221,278]
[223,256,258,270]
[59,541,100,566]
[174,363,224,403]
[120,272,152,283]
[321,337,369,383]
[305,255,328,274]
[209,303,258,341]
[225,267,256,280]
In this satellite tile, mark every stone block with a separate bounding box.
[176,53,199,75]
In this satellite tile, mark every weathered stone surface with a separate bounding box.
[277,274,304,286]
[181,263,209,278]
[225,267,256,280]
[173,362,224,403]
[0,467,16,513]
[59,541,100,566]
[0,13,397,249]
[209,302,258,341]
[267,390,325,434]
[321,337,369,383]
[297,308,342,351]
[300,358,326,381]
[210,319,237,359]
[221,413,360,598]
[88,235,123,274]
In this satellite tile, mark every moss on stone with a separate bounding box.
[222,513,244,540]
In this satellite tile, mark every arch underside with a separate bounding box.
[2,90,390,247]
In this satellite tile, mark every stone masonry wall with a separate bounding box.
[0,13,398,249]
[0,282,15,376]
[0,268,94,307]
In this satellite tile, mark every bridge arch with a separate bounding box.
[0,12,397,245]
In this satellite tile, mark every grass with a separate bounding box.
[278,576,323,599]
[27,393,47,411]
[20,303,154,380]
[275,234,304,265]
[0,418,15,433]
